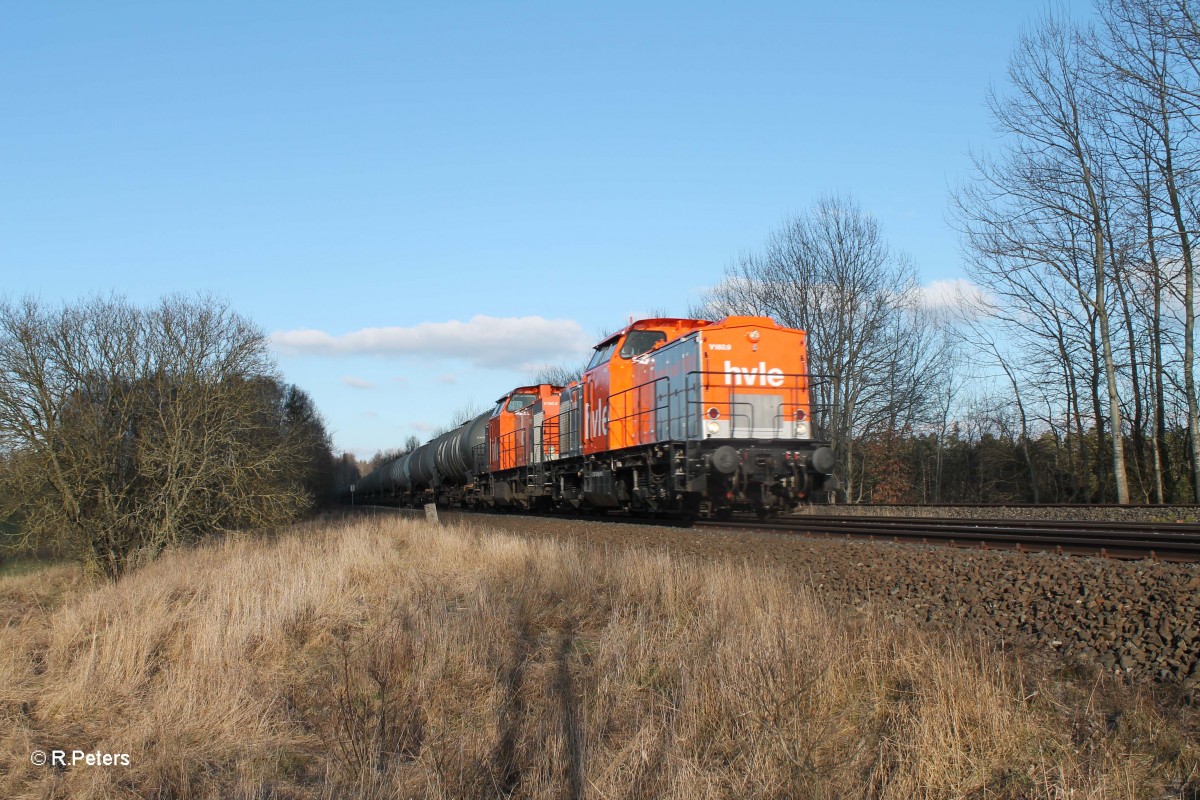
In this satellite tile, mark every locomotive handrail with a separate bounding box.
[540,388,581,460]
[681,369,832,441]
[525,369,832,467]
[492,418,531,471]
[478,370,832,482]
[604,369,831,442]
[606,373,675,443]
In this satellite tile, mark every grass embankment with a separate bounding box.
[0,516,1195,799]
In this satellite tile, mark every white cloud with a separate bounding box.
[341,376,377,390]
[438,373,457,384]
[272,315,591,370]
[920,279,991,315]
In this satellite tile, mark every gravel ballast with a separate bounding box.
[434,509,1200,686]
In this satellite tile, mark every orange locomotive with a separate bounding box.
[355,315,836,518]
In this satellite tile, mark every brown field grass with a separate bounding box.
[0,514,1196,799]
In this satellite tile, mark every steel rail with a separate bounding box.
[349,505,1200,561]
[806,502,1200,510]
[695,514,1200,561]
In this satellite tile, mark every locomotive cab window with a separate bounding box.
[586,340,619,371]
[506,393,536,412]
[620,330,666,359]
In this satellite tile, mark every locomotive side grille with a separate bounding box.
[558,386,582,457]
[531,410,544,464]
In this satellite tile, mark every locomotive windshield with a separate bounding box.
[619,330,667,359]
[586,339,619,371]
[506,393,536,412]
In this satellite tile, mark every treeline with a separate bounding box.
[846,426,1196,505]
[0,295,340,576]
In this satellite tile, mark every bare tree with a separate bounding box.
[951,308,1044,502]
[694,194,935,500]
[0,295,320,576]
[426,400,490,438]
[449,400,487,427]
[955,14,1133,502]
[1094,0,1200,500]
[280,383,338,504]
[528,360,590,388]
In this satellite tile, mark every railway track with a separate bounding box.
[354,504,1200,561]
[795,502,1200,509]
[697,514,1200,561]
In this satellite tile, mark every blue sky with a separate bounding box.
[1,1,1085,457]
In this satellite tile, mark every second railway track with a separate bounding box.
[697,513,1200,562]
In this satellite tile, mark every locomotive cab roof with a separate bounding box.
[592,316,782,348]
[586,316,783,368]
[492,383,564,415]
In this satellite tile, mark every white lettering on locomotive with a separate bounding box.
[723,360,785,387]
[583,402,609,438]
[707,343,732,350]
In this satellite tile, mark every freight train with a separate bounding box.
[353,315,837,518]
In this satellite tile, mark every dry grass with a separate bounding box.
[0,515,1196,799]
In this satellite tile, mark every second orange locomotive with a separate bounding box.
[356,314,836,518]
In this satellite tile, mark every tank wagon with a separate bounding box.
[356,315,837,518]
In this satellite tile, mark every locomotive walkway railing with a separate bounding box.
[475,372,832,486]
[602,370,832,445]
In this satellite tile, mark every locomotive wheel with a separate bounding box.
[714,507,733,521]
